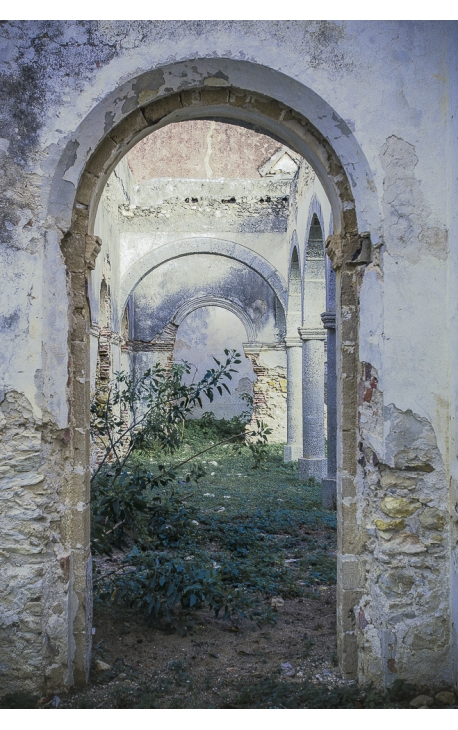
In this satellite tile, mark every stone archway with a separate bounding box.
[119,237,288,326]
[53,74,374,686]
[172,295,257,342]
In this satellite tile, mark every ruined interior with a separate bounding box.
[1,20,457,702]
[91,121,331,444]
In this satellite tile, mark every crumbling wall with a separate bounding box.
[89,157,134,394]
[126,119,284,181]
[129,254,285,433]
[356,364,451,685]
[0,20,456,695]
[243,345,287,442]
[0,392,72,692]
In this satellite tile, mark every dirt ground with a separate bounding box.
[59,586,345,709]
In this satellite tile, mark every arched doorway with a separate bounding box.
[51,67,374,686]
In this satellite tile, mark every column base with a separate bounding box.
[298,457,326,482]
[284,444,303,462]
[322,477,337,510]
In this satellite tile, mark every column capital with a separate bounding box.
[85,234,102,270]
[321,311,336,329]
[242,342,262,356]
[298,327,326,341]
[284,335,302,348]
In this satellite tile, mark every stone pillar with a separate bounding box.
[283,336,303,462]
[321,311,337,509]
[297,327,326,480]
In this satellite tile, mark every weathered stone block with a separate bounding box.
[380,532,427,554]
[380,497,421,518]
[341,429,357,472]
[71,310,88,342]
[436,691,456,705]
[340,502,363,553]
[70,273,88,310]
[410,695,434,708]
[375,518,405,531]
[339,558,363,590]
[340,590,361,633]
[110,108,149,145]
[72,428,90,457]
[75,171,98,207]
[85,137,118,177]
[341,348,357,380]
[419,507,446,530]
[200,87,229,106]
[228,89,250,107]
[339,631,358,678]
[378,569,414,595]
[340,270,357,306]
[380,471,416,489]
[249,96,283,121]
[60,234,85,274]
[340,314,357,345]
[143,94,182,125]
[342,207,357,232]
[341,474,356,499]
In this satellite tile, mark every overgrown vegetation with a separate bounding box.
[228,676,419,709]
[91,353,285,625]
[3,362,452,709]
[94,435,337,628]
[83,355,358,708]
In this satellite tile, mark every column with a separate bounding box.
[321,311,337,509]
[297,327,326,480]
[283,335,303,462]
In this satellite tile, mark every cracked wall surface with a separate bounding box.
[356,365,452,685]
[0,20,457,694]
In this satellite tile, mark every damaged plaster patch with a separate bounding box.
[359,269,384,385]
[357,380,451,685]
[0,390,70,693]
[383,404,442,473]
[381,136,448,261]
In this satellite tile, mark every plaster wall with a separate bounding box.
[0,20,457,693]
[174,306,257,420]
[119,177,292,283]
[88,127,292,438]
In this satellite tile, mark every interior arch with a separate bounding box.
[119,237,288,323]
[172,295,256,342]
